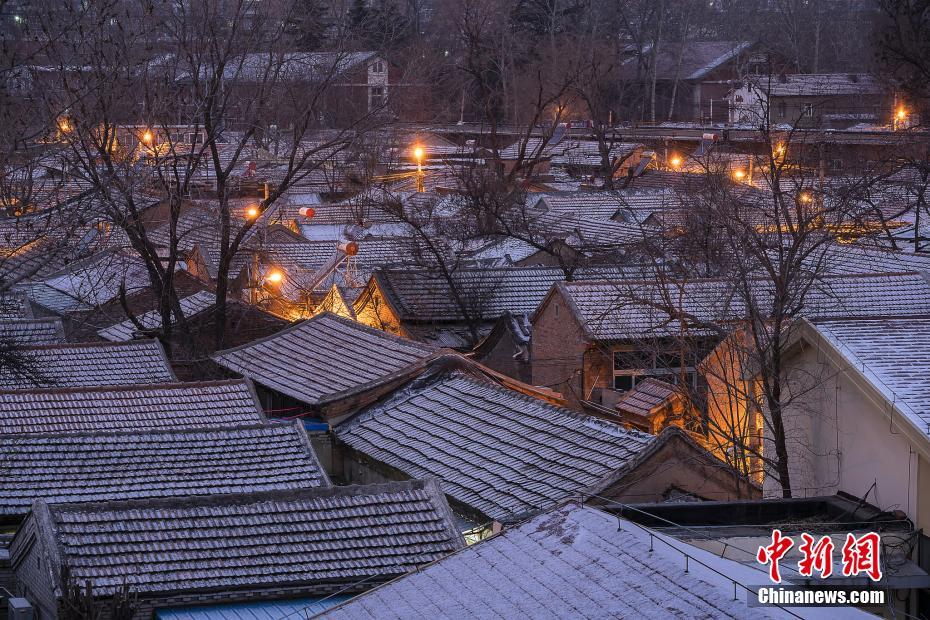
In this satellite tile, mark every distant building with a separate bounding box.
[729,73,895,128]
[619,41,761,122]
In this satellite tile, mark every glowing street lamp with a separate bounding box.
[894,107,908,131]
[413,145,424,173]
[246,205,260,219]
[265,270,283,284]
[142,129,154,146]
[798,191,813,204]
[732,169,746,181]
[669,155,682,170]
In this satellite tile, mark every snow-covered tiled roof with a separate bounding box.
[97,291,216,341]
[336,370,654,522]
[373,266,634,322]
[818,244,930,276]
[211,312,433,406]
[0,340,176,389]
[0,379,265,435]
[0,318,65,346]
[616,377,680,418]
[812,317,930,438]
[555,272,930,341]
[321,502,829,620]
[0,421,329,518]
[21,478,462,597]
[760,73,885,97]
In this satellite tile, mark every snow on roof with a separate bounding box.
[211,312,433,406]
[97,291,216,341]
[554,272,930,341]
[758,73,886,97]
[616,377,680,418]
[0,340,176,389]
[0,378,265,435]
[0,318,65,346]
[0,421,329,518]
[16,478,462,598]
[812,317,930,438]
[372,266,634,323]
[621,41,754,82]
[321,501,857,619]
[336,370,654,522]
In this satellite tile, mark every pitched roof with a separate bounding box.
[623,41,754,82]
[0,379,265,435]
[551,272,930,341]
[0,339,176,389]
[211,312,433,406]
[810,317,930,438]
[370,266,633,323]
[0,318,65,346]
[615,377,680,418]
[321,502,811,620]
[761,73,886,97]
[24,479,462,597]
[96,291,216,342]
[336,369,655,522]
[0,422,328,518]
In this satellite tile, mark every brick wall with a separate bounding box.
[531,290,590,409]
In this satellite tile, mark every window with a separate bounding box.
[803,102,814,118]
[613,348,698,392]
[373,61,385,73]
[370,86,384,109]
[777,102,786,118]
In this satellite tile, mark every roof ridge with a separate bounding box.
[43,478,434,515]
[8,420,284,440]
[0,377,250,396]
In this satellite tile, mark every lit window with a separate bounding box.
[803,103,814,118]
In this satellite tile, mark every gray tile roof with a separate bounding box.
[0,318,65,346]
[556,272,930,341]
[0,421,328,518]
[373,266,633,322]
[212,312,433,406]
[0,295,33,319]
[0,379,265,435]
[811,317,930,438]
[321,502,793,620]
[615,378,679,418]
[336,370,655,522]
[25,478,462,597]
[0,340,176,389]
[96,291,216,341]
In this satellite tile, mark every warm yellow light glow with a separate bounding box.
[774,143,785,155]
[799,192,812,203]
[57,118,71,133]
[265,270,283,284]
[733,169,746,180]
[142,130,153,143]
[897,108,907,120]
[413,146,424,161]
[670,156,682,168]
[246,206,259,219]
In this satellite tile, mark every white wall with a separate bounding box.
[770,341,920,526]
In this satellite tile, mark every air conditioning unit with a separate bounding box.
[8,598,33,620]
